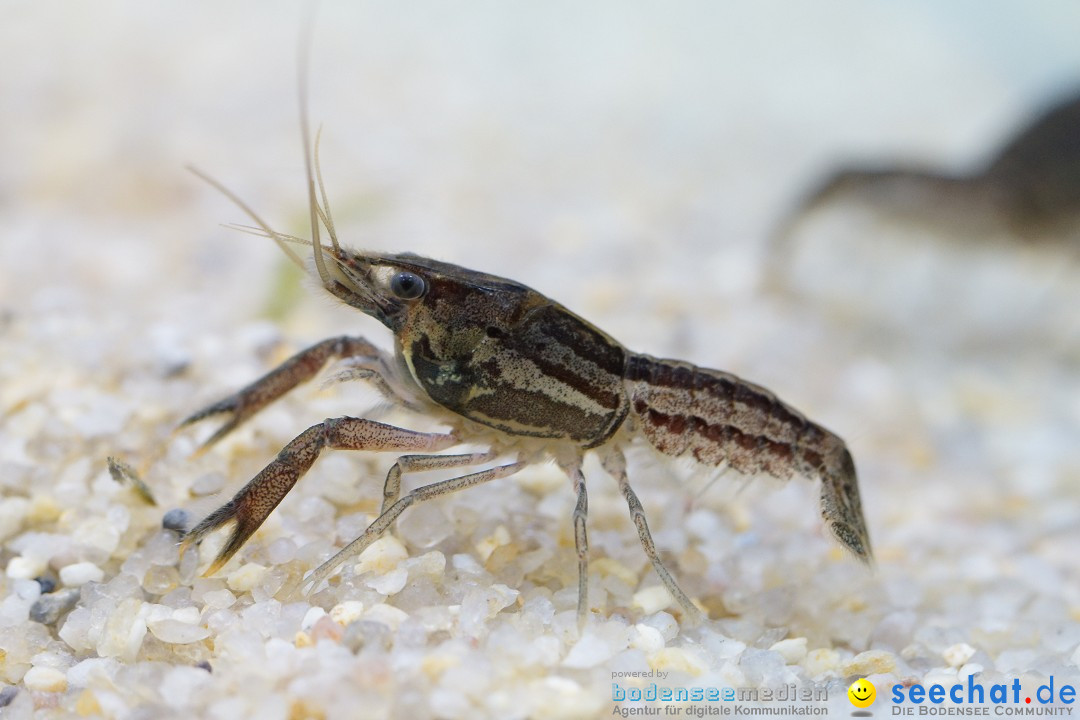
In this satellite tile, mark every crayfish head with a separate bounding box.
[327,250,542,343]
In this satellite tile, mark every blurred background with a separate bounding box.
[3,1,1079,345]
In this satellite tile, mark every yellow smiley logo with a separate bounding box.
[847,678,876,708]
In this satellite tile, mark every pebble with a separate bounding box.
[29,588,80,625]
[200,589,236,611]
[531,676,603,720]
[172,606,201,624]
[707,635,747,662]
[770,637,808,664]
[563,632,618,669]
[475,524,512,561]
[0,686,16,708]
[650,647,708,676]
[402,551,446,578]
[226,563,267,593]
[73,517,121,555]
[6,556,46,580]
[265,538,296,565]
[310,615,344,644]
[740,648,788,686]
[366,567,408,595]
[353,536,408,575]
[22,666,67,692]
[629,624,666,654]
[592,557,639,587]
[27,494,61,524]
[75,689,103,715]
[59,562,104,587]
[840,649,897,677]
[302,606,329,630]
[363,603,409,631]
[639,612,679,642]
[420,651,462,679]
[632,586,674,615]
[803,648,840,678]
[943,642,976,667]
[162,508,191,532]
[147,618,212,644]
[142,565,180,594]
[329,601,365,626]
[451,553,485,575]
[190,473,225,496]
[342,620,392,653]
[97,597,147,661]
[0,497,30,542]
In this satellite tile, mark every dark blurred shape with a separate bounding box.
[29,588,80,625]
[767,92,1080,287]
[162,507,191,533]
[983,93,1080,236]
[34,575,57,594]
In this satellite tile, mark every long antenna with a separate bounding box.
[298,4,333,290]
[186,165,307,271]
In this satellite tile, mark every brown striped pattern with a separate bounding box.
[624,353,870,561]
[408,303,630,446]
[625,354,808,477]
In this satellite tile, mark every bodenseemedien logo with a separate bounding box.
[610,681,830,716]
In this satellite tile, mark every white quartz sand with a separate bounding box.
[1,4,1078,719]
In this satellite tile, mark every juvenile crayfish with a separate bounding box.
[180,80,871,627]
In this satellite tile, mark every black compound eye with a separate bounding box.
[389,271,426,300]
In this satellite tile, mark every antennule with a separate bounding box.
[186,165,307,271]
[313,125,341,253]
[298,10,333,290]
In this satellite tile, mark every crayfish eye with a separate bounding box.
[389,271,427,300]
